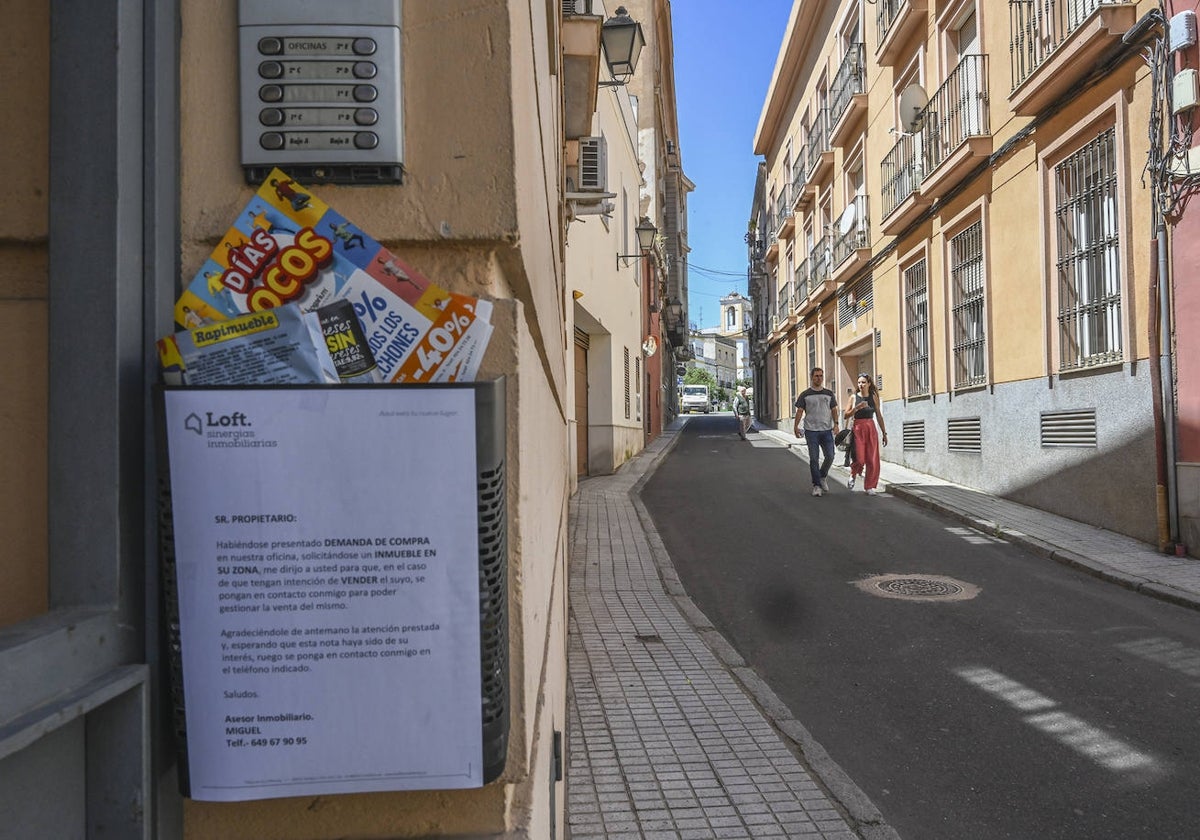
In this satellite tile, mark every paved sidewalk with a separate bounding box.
[566,420,895,840]
[755,426,1200,613]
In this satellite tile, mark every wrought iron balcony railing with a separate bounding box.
[805,108,831,179]
[877,0,906,44]
[1010,0,1119,90]
[881,131,925,217]
[829,43,866,129]
[775,185,792,230]
[809,234,833,287]
[791,154,807,201]
[831,194,870,268]
[923,54,990,172]
[794,255,811,302]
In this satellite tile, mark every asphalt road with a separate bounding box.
[640,414,1200,840]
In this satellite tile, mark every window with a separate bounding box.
[950,221,986,387]
[788,341,797,402]
[807,331,817,375]
[624,346,631,419]
[838,274,873,327]
[726,307,736,329]
[1055,126,1122,370]
[904,259,930,396]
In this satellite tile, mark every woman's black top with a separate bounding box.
[852,393,876,419]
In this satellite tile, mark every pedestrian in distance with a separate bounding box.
[844,373,888,495]
[793,367,840,496]
[734,385,752,440]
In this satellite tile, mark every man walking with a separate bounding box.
[793,367,840,496]
[734,385,752,440]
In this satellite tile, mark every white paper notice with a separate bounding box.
[163,387,483,801]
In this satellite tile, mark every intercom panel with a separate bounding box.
[239,0,404,184]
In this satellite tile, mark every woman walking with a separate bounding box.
[844,374,888,494]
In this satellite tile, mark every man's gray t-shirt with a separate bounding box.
[795,388,837,431]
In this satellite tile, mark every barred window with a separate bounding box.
[788,341,797,402]
[624,346,631,419]
[950,221,986,388]
[1055,126,1122,370]
[904,259,930,396]
[838,274,873,327]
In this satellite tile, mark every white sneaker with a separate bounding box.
[866,488,878,495]
[812,486,822,497]
[820,478,830,492]
[848,476,856,490]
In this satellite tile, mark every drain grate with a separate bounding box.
[854,573,980,602]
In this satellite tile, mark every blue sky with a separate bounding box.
[672,0,794,328]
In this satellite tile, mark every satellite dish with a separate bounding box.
[898,84,929,132]
[642,335,659,357]
[837,203,857,237]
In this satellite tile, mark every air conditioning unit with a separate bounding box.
[578,136,607,192]
[562,0,591,17]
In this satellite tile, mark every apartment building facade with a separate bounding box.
[750,0,1184,546]
[0,1,680,837]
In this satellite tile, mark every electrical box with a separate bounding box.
[1174,69,1199,114]
[1170,10,1197,52]
[238,0,404,185]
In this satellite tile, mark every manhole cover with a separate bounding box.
[854,573,980,602]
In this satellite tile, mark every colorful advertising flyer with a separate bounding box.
[162,387,483,800]
[171,168,492,384]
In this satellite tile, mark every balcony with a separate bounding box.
[880,131,932,235]
[918,55,992,201]
[775,185,795,240]
[791,156,810,212]
[877,0,929,67]
[561,13,602,140]
[776,281,792,329]
[806,235,836,302]
[804,108,834,200]
[829,43,868,148]
[831,194,871,285]
[793,255,814,315]
[764,212,779,263]
[1009,0,1137,116]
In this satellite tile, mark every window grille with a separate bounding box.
[951,221,987,388]
[635,356,641,420]
[902,420,926,451]
[839,273,873,327]
[1041,409,1097,447]
[904,260,930,396]
[807,332,816,376]
[948,416,982,453]
[788,342,797,401]
[624,347,631,419]
[1055,127,1122,370]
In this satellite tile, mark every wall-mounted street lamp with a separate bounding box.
[664,297,683,325]
[617,217,657,268]
[599,6,646,87]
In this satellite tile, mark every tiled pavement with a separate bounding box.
[566,421,894,840]
[566,417,1200,839]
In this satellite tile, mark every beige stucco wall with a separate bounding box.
[0,0,49,628]
[566,74,647,475]
[179,1,569,836]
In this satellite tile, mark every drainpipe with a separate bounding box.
[1149,224,1179,552]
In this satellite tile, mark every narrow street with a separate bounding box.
[640,415,1200,840]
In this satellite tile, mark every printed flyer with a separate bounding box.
[163,386,484,800]
[168,168,493,385]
